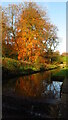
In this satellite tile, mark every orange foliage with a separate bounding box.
[13,3,58,63]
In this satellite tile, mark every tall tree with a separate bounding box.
[15,2,58,63]
[2,3,58,63]
[2,9,9,57]
[2,4,23,58]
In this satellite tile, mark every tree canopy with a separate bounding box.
[2,2,58,63]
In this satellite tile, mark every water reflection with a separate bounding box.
[42,81,63,99]
[14,71,51,98]
[3,69,64,118]
[3,70,63,99]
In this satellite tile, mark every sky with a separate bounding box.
[1,1,66,54]
[38,2,66,54]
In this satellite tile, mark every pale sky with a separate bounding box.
[37,2,66,54]
[1,1,66,54]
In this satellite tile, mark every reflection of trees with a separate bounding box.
[15,71,52,97]
[15,76,43,97]
[14,71,63,99]
[3,70,63,99]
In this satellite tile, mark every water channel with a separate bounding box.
[2,68,64,119]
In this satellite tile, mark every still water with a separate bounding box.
[3,69,64,118]
[3,69,63,99]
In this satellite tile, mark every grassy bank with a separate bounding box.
[2,57,38,78]
[2,57,58,79]
[51,67,68,81]
[51,55,68,81]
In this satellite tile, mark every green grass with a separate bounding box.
[2,57,58,71]
[51,67,68,81]
[61,56,68,63]
[2,57,21,71]
[52,67,68,81]
[2,57,37,71]
[2,57,59,78]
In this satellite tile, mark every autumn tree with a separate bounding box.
[2,2,58,63]
[2,4,23,58]
[14,2,58,63]
[2,9,9,57]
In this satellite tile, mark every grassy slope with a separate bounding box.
[51,67,68,81]
[2,57,58,78]
[2,57,38,74]
[51,56,68,81]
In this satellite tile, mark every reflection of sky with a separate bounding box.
[53,81,63,91]
[43,81,63,99]
[47,81,63,91]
